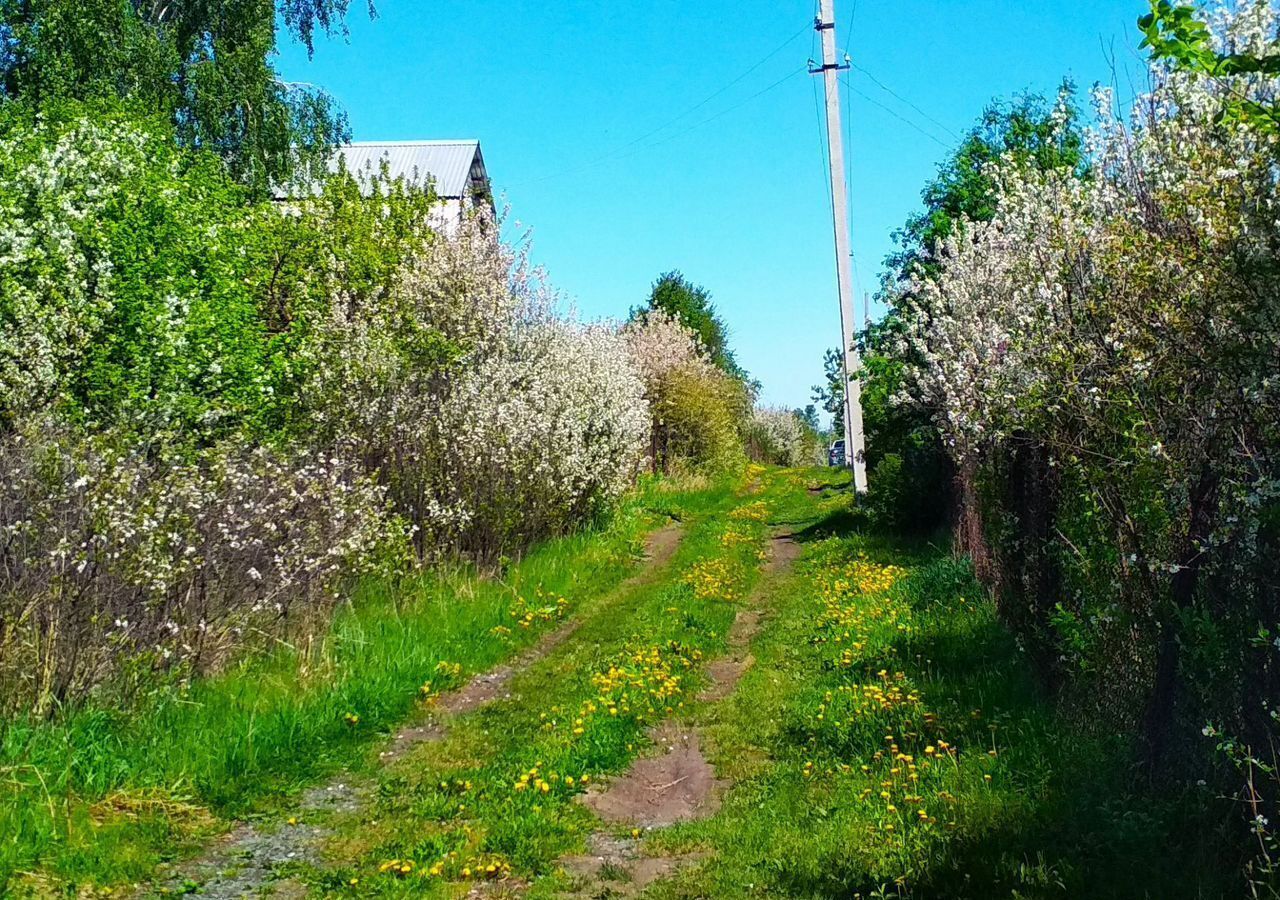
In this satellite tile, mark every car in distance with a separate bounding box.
[828,439,846,467]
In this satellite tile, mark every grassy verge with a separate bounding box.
[0,476,735,895]
[645,470,1241,899]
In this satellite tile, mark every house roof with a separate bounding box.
[333,140,485,198]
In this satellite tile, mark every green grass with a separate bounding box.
[640,473,1244,899]
[0,475,737,894]
[291,466,788,896]
[1,467,1253,897]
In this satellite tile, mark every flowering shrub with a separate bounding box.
[621,310,747,474]
[745,406,821,467]
[892,0,1280,851]
[421,314,649,557]
[0,106,654,706]
[0,421,402,715]
[301,214,649,560]
[620,308,707,387]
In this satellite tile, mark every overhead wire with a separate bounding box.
[833,0,958,158]
[843,0,858,50]
[811,0,832,213]
[813,71,832,212]
[842,0,862,305]
[511,22,811,187]
[643,66,809,151]
[842,68,864,306]
[848,60,961,141]
[846,81,953,150]
[653,23,811,136]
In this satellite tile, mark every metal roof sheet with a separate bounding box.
[333,140,482,198]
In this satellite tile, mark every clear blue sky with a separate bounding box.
[277,0,1147,410]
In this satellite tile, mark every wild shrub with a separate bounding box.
[0,420,402,716]
[745,406,821,467]
[298,214,650,560]
[622,309,747,474]
[893,2,1280,872]
[651,367,747,475]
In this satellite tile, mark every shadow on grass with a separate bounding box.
[783,514,1248,899]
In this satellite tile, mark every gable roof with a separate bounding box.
[334,140,484,198]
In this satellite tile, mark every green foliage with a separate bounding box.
[0,100,647,726]
[887,85,1085,285]
[796,403,821,433]
[239,158,446,439]
[858,317,950,533]
[0,0,368,194]
[811,347,845,432]
[892,17,1280,885]
[0,103,271,439]
[639,270,743,379]
[1139,0,1280,133]
[652,366,748,474]
[0,102,440,443]
[1138,1,1217,69]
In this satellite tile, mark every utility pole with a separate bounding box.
[812,0,867,492]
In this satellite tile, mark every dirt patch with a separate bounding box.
[637,520,683,574]
[158,820,321,898]
[301,779,364,815]
[551,527,800,896]
[465,880,530,898]
[726,608,763,647]
[765,532,800,573]
[581,724,725,828]
[699,533,797,702]
[158,773,375,896]
[442,618,577,714]
[381,621,584,763]
[559,833,707,898]
[698,654,756,702]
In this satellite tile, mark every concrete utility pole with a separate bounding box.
[812,0,867,493]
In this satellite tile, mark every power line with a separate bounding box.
[842,69,862,302]
[843,0,858,50]
[846,81,953,150]
[643,66,808,150]
[511,24,810,187]
[614,22,811,154]
[849,61,961,140]
[811,0,832,210]
[831,0,954,150]
[813,69,832,211]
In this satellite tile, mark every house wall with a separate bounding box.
[430,171,493,236]
[430,197,466,235]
